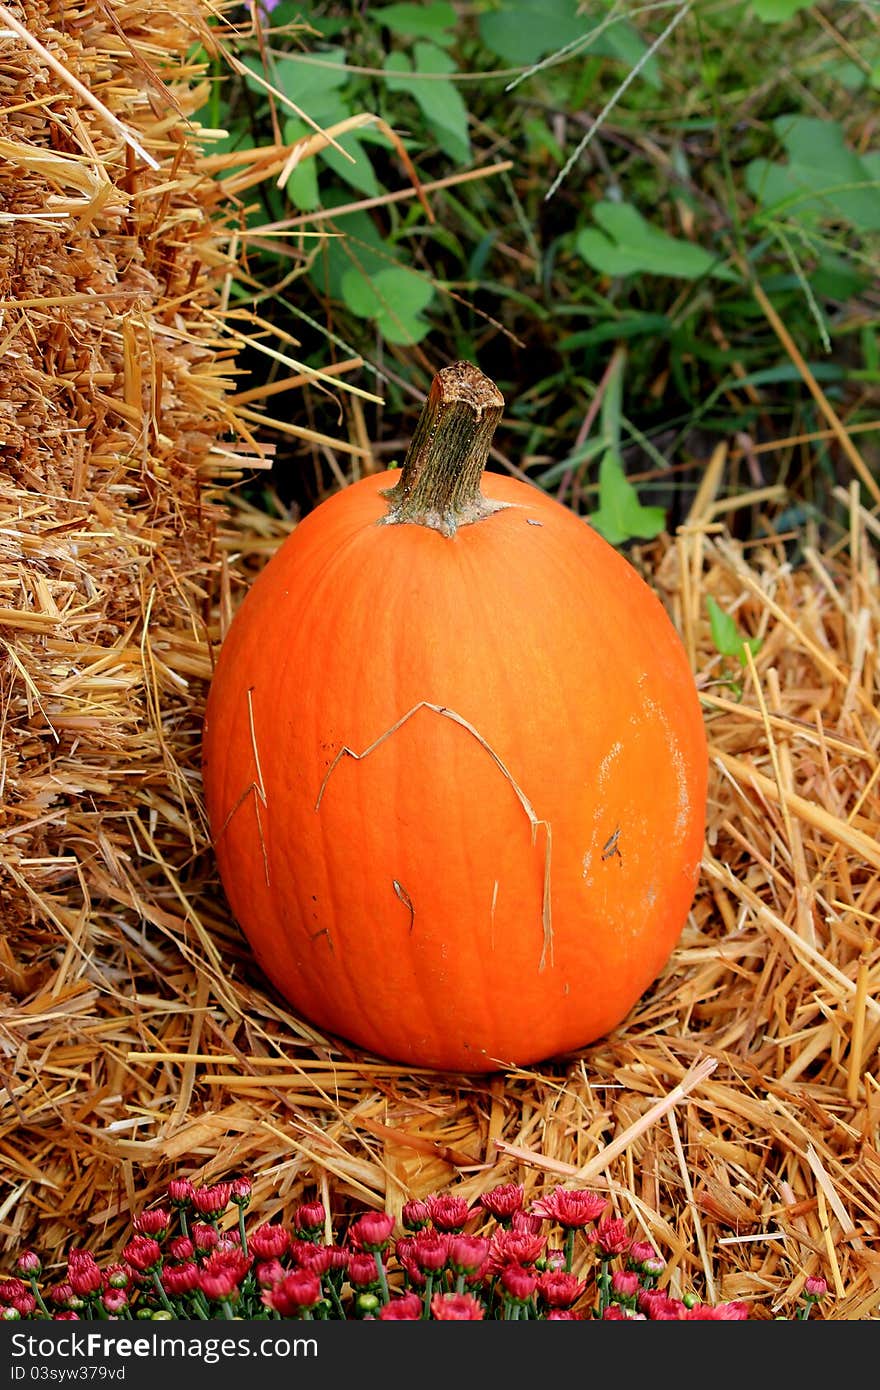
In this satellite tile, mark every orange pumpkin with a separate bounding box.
[202,362,707,1072]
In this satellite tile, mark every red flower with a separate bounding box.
[255,1259,285,1288]
[378,1292,423,1320]
[346,1253,382,1289]
[0,1280,27,1305]
[11,1292,36,1317]
[479,1184,525,1223]
[511,1211,544,1236]
[486,1227,546,1273]
[395,1238,426,1289]
[133,1208,170,1239]
[160,1263,200,1296]
[595,1216,630,1256]
[231,1177,252,1206]
[448,1235,489,1277]
[685,1301,751,1320]
[297,1244,336,1276]
[104,1265,130,1291]
[804,1275,828,1299]
[201,1249,250,1284]
[628,1240,658,1267]
[628,1241,666,1277]
[53,1312,80,1320]
[215,1233,242,1255]
[537,1270,586,1309]
[531,1187,608,1230]
[603,1305,645,1319]
[547,1309,583,1320]
[326,1245,349,1274]
[192,1183,231,1217]
[409,1230,450,1274]
[167,1179,194,1205]
[639,1289,686,1320]
[122,1236,161,1273]
[265,1270,322,1316]
[429,1292,484,1320]
[248,1222,290,1260]
[47,1284,82,1312]
[101,1289,128,1315]
[292,1201,325,1238]
[199,1268,241,1301]
[349,1211,395,1252]
[425,1194,471,1232]
[14,1252,41,1278]
[500,1265,537,1302]
[191,1223,219,1253]
[610,1269,640,1304]
[67,1255,104,1297]
[401,1199,430,1231]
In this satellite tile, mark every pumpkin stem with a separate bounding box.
[380,361,506,536]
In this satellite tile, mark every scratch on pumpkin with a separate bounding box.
[314,701,555,969]
[392,878,415,931]
[213,687,271,887]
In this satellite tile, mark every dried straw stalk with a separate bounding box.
[0,2,878,1324]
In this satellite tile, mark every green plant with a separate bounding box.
[200,1,880,543]
[707,595,762,698]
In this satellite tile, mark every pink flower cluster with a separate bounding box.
[0,1175,827,1321]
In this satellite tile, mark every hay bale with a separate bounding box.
[0,0,271,1240]
[2,3,878,1322]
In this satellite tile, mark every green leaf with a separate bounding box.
[281,112,379,202]
[823,57,869,93]
[811,253,867,302]
[706,596,762,666]
[309,203,395,304]
[598,18,662,90]
[341,266,435,344]
[747,117,880,231]
[575,203,735,281]
[522,116,565,165]
[749,0,812,20]
[272,48,349,105]
[377,1,457,44]
[477,0,659,84]
[478,0,588,66]
[280,121,321,211]
[321,132,381,197]
[588,451,666,545]
[384,44,471,164]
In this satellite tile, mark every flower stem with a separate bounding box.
[598,1258,612,1316]
[28,1277,51,1318]
[150,1272,176,1316]
[324,1278,347,1320]
[373,1251,390,1305]
[238,1207,248,1255]
[422,1273,434,1320]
